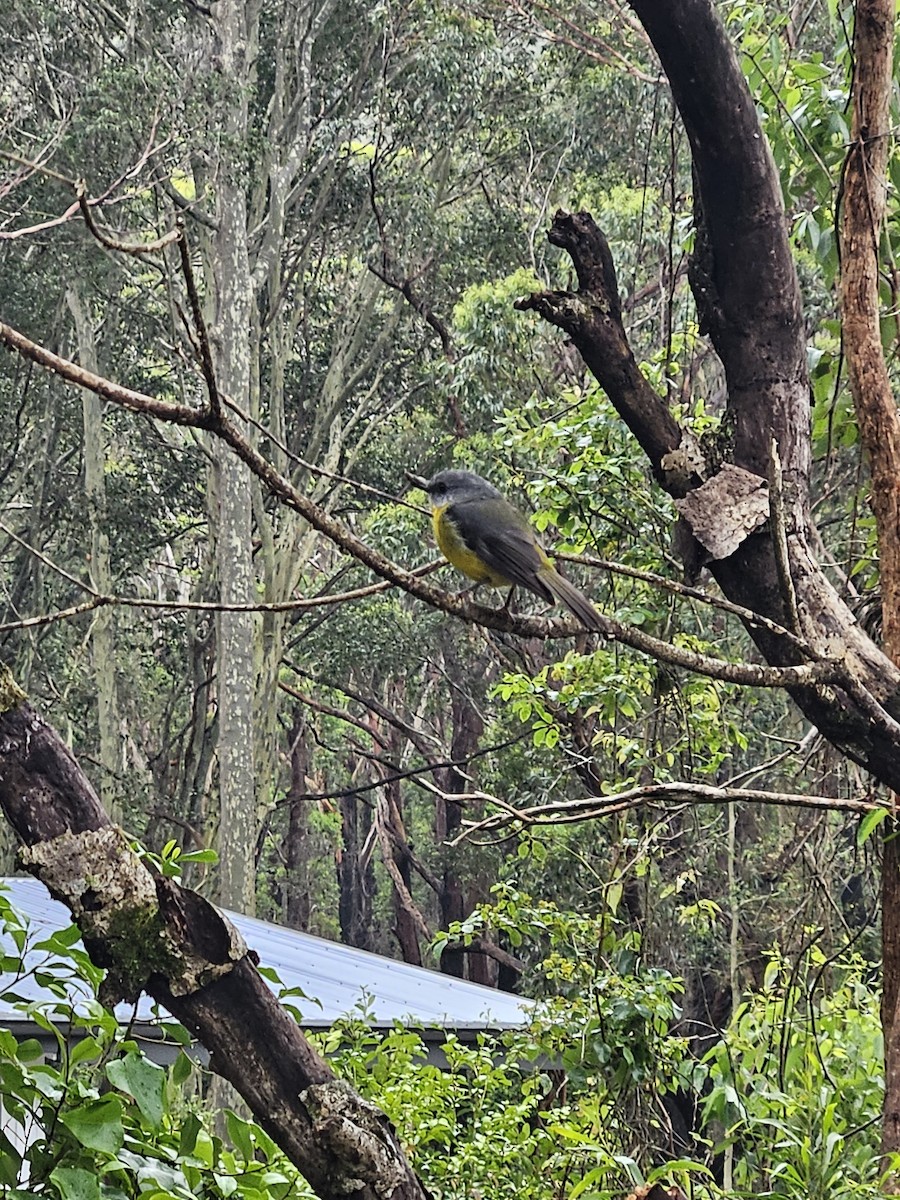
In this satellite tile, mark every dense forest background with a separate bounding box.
[0,0,895,1196]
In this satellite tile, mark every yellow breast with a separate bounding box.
[432,505,510,587]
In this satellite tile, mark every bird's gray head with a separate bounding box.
[422,469,502,508]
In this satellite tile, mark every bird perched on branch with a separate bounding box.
[410,468,604,632]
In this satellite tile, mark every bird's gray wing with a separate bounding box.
[451,499,555,602]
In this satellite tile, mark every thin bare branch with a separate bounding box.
[456,781,889,843]
[563,551,812,655]
[0,519,443,633]
[768,438,800,631]
[176,223,220,416]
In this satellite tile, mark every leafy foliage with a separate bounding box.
[704,946,887,1197]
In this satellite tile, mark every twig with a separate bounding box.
[562,550,812,656]
[77,182,181,256]
[0,520,443,633]
[0,147,77,187]
[176,222,220,416]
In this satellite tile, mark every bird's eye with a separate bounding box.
[432,482,446,495]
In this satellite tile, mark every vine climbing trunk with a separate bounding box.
[838,0,900,1165]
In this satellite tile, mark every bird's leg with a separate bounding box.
[456,581,482,601]
[501,586,518,613]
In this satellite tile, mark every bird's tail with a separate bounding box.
[541,568,605,633]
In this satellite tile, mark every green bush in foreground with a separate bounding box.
[0,884,891,1200]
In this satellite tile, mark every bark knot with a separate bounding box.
[19,826,163,1003]
[300,1080,408,1197]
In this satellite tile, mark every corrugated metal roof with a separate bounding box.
[1,877,531,1036]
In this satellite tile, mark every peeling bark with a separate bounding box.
[674,466,769,561]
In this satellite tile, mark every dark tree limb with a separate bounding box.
[518,1,900,795]
[622,0,900,769]
[515,213,688,482]
[522,206,900,783]
[630,0,810,487]
[0,673,431,1200]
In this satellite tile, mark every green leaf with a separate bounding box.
[647,1160,715,1181]
[15,1038,44,1062]
[35,923,83,951]
[60,1095,125,1153]
[0,1125,22,1185]
[569,1165,612,1198]
[170,1049,194,1086]
[49,1166,101,1200]
[69,1037,102,1066]
[857,806,889,846]
[178,848,219,864]
[158,1020,191,1047]
[225,1109,255,1160]
[178,1111,202,1157]
[106,1051,167,1129]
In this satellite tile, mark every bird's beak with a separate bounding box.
[405,471,428,492]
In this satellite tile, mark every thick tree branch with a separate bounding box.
[0,675,430,1200]
[515,213,688,483]
[629,0,809,488]
[518,0,900,795]
[840,0,900,659]
[76,183,182,256]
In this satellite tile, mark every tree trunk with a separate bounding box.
[66,285,122,822]
[382,774,423,966]
[209,0,258,914]
[436,642,485,979]
[284,709,312,929]
[338,777,374,950]
[0,675,430,1200]
[836,0,900,1162]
